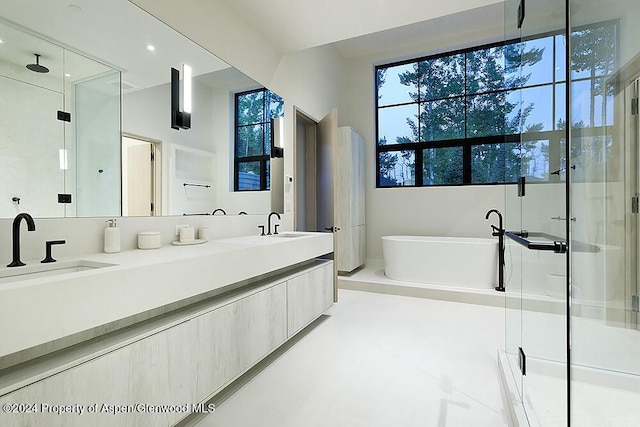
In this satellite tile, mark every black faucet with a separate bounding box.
[7,213,36,267]
[212,208,226,215]
[485,209,503,236]
[485,209,505,292]
[41,240,66,263]
[267,212,281,235]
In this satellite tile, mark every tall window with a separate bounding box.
[234,88,284,191]
[376,22,616,187]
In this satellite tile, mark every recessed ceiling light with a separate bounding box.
[65,73,71,77]
[68,4,81,12]
[0,39,3,44]
[147,45,155,52]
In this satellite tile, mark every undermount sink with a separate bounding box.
[268,233,308,238]
[0,260,116,285]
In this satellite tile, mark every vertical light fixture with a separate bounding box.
[171,64,191,130]
[183,64,192,114]
[271,116,284,158]
[58,149,68,170]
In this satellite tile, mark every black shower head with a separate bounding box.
[26,54,49,73]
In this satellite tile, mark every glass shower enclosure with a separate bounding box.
[502,0,640,425]
[0,18,121,219]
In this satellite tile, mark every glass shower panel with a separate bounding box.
[0,77,65,218]
[0,22,65,218]
[503,0,569,424]
[66,48,122,218]
[503,0,524,402]
[504,182,523,400]
[569,0,640,424]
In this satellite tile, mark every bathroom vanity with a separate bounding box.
[0,232,333,426]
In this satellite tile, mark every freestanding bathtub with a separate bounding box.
[382,236,498,289]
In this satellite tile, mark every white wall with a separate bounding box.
[269,44,344,122]
[124,76,281,216]
[267,44,346,231]
[0,214,271,265]
[128,0,639,270]
[123,79,214,153]
[123,79,216,215]
[242,9,509,259]
[114,1,517,264]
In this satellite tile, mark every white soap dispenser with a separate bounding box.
[104,219,121,253]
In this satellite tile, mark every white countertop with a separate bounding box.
[0,232,332,360]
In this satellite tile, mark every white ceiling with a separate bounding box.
[0,0,508,93]
[218,0,503,53]
[0,0,232,91]
[333,2,505,58]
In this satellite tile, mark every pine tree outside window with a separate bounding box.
[376,22,616,187]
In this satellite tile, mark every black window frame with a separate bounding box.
[375,21,617,188]
[234,88,282,191]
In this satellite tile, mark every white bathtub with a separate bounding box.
[382,236,498,289]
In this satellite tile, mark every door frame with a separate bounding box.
[292,106,340,302]
[292,106,319,233]
[121,132,162,216]
[623,76,640,328]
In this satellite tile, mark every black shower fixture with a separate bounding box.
[26,54,49,73]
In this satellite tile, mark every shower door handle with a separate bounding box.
[517,0,525,29]
[505,231,567,254]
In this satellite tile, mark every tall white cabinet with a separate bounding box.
[336,126,365,273]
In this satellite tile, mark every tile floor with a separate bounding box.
[501,308,640,427]
[186,289,509,427]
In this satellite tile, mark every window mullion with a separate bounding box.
[463,144,472,184]
[376,22,615,188]
[415,147,423,186]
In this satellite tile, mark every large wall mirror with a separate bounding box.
[0,0,284,219]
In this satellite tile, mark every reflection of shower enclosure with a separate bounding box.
[0,74,65,217]
[75,72,121,217]
[0,19,121,218]
[501,0,640,425]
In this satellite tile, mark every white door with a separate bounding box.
[122,136,154,216]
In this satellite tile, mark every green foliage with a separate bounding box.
[424,147,463,185]
[268,91,285,119]
[571,27,615,79]
[471,143,520,184]
[380,41,544,185]
[235,89,283,191]
[236,89,284,159]
[377,23,615,186]
[376,69,387,100]
[378,150,397,179]
[570,26,616,127]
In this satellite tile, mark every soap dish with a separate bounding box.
[171,239,206,246]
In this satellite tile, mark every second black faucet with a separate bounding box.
[267,212,281,235]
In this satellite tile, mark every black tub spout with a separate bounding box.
[485,209,505,292]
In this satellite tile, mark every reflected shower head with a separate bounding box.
[26,54,49,73]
